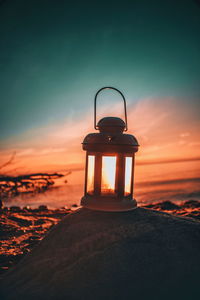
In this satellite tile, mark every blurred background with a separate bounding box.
[0,0,200,208]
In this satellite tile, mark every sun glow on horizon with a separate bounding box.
[101,156,116,194]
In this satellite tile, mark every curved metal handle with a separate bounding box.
[94,86,128,131]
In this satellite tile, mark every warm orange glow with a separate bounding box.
[1,98,200,208]
[125,157,132,195]
[101,156,116,195]
[1,98,199,178]
[87,155,95,194]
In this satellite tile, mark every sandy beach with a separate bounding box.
[1,200,199,276]
[1,204,200,300]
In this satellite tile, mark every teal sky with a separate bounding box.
[0,0,200,141]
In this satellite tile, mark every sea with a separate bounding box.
[3,159,200,209]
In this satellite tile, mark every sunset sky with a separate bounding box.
[0,0,200,182]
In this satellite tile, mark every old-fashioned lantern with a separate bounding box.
[81,87,139,211]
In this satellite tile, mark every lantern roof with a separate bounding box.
[82,117,139,153]
[97,117,125,133]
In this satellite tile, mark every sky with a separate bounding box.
[0,0,200,178]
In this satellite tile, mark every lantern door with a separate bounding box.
[85,152,134,198]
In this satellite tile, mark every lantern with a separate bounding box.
[81,87,139,211]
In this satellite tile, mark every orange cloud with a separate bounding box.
[0,98,199,183]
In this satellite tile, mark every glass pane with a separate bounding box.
[101,156,116,195]
[125,157,132,196]
[87,155,95,194]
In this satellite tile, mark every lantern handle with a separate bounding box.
[94,87,128,131]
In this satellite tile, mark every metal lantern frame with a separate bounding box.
[81,87,139,212]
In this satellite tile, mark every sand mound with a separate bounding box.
[1,207,200,300]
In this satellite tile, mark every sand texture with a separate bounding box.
[1,207,200,300]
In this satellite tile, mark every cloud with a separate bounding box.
[0,97,199,175]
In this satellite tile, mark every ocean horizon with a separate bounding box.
[3,159,200,209]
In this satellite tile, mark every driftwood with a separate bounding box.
[0,172,68,199]
[0,153,71,205]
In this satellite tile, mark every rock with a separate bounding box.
[153,201,180,210]
[8,216,32,227]
[38,205,48,211]
[34,219,46,225]
[23,206,30,211]
[183,200,200,208]
[23,236,41,246]
[9,206,21,212]
[1,207,200,300]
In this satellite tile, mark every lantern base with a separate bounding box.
[81,195,137,212]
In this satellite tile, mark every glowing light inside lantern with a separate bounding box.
[125,157,132,195]
[101,156,116,195]
[87,155,95,194]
